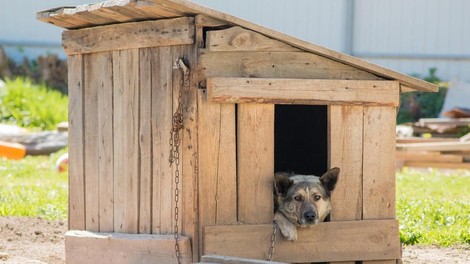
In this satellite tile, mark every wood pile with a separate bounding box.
[397,117,470,170]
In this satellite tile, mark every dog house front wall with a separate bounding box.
[38,1,439,263]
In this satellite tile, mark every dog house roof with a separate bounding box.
[37,0,437,93]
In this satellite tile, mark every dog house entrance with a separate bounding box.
[275,105,327,176]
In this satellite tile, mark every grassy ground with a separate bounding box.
[0,154,469,247]
[0,150,68,220]
[397,168,470,246]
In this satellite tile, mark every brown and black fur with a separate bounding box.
[274,168,340,241]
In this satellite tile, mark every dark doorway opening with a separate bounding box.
[274,105,327,176]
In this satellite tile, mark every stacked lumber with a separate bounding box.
[397,133,470,169]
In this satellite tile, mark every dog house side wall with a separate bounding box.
[66,17,199,263]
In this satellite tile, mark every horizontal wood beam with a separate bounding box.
[65,230,192,263]
[62,17,194,54]
[203,220,400,263]
[207,78,400,106]
[396,141,470,152]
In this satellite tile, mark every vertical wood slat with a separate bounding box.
[83,53,100,231]
[198,90,237,228]
[113,49,140,233]
[328,105,364,264]
[68,55,85,230]
[363,106,398,264]
[151,46,173,234]
[139,48,153,234]
[237,104,274,224]
[96,52,114,232]
[329,105,364,221]
[179,43,200,262]
[171,45,184,234]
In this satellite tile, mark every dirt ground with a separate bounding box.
[0,216,468,264]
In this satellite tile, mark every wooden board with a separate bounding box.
[363,106,397,220]
[68,55,85,230]
[404,161,470,170]
[329,106,364,221]
[62,17,195,54]
[199,50,383,82]
[198,90,237,227]
[151,46,174,234]
[65,231,192,264]
[112,49,140,233]
[201,255,287,264]
[396,141,470,152]
[396,151,463,163]
[138,48,153,234]
[206,26,300,52]
[237,104,274,224]
[203,220,401,263]
[93,52,114,232]
[207,78,400,106]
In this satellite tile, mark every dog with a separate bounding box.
[273,168,340,241]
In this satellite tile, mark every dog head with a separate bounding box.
[274,168,340,227]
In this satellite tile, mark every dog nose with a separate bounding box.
[303,211,316,222]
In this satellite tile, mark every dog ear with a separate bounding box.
[274,172,294,196]
[320,167,340,195]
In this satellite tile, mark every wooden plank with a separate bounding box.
[418,118,470,126]
[237,104,274,224]
[83,53,100,231]
[94,52,114,232]
[396,137,458,144]
[203,220,401,263]
[68,54,85,230]
[201,255,287,264]
[396,151,463,163]
[198,90,237,227]
[151,46,173,234]
[62,17,195,55]
[195,14,226,27]
[139,48,153,234]
[179,44,199,262]
[329,106,363,221]
[206,26,300,52]
[396,141,470,152]
[199,50,383,82]
[113,49,140,233]
[363,107,397,220]
[404,161,470,170]
[207,78,400,106]
[65,231,192,264]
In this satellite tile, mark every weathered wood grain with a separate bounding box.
[112,49,140,233]
[68,54,85,230]
[203,220,401,263]
[138,48,153,234]
[62,17,195,54]
[237,104,274,224]
[207,78,400,106]
[206,26,300,52]
[199,50,383,82]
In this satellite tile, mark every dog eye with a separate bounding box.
[314,195,321,201]
[294,195,303,202]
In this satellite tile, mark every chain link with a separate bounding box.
[268,220,278,261]
[170,58,190,264]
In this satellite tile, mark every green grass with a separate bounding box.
[0,150,68,220]
[397,168,470,246]
[0,77,68,130]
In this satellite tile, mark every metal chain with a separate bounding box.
[268,220,278,261]
[170,58,190,264]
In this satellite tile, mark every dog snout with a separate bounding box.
[303,210,316,222]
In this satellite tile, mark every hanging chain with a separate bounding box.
[170,58,190,264]
[268,220,278,261]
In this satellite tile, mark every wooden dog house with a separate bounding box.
[38,1,437,263]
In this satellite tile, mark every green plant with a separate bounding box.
[397,68,448,124]
[0,77,68,130]
[0,149,68,220]
[397,169,470,246]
